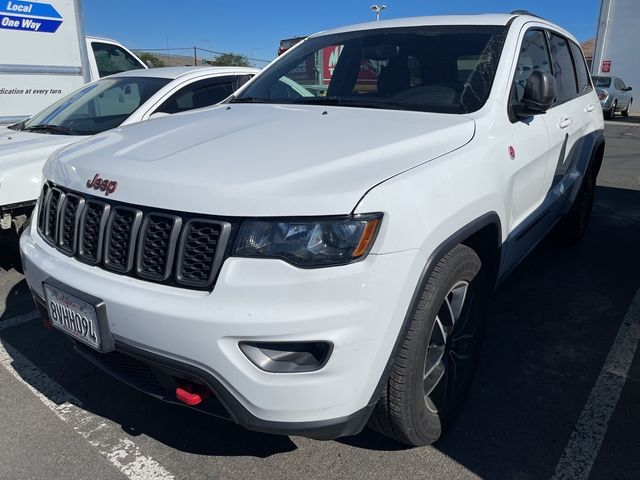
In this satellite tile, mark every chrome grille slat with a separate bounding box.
[36,182,230,291]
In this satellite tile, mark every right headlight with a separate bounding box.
[232,213,382,268]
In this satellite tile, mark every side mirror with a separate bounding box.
[522,70,556,112]
[513,70,556,119]
[626,86,633,91]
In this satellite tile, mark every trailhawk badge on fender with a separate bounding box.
[86,174,118,196]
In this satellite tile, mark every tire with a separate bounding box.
[622,99,632,117]
[368,244,487,446]
[604,100,616,120]
[553,159,597,244]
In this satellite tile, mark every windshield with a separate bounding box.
[17,77,170,135]
[592,76,612,88]
[234,25,507,114]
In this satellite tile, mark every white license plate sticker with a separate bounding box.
[44,284,102,350]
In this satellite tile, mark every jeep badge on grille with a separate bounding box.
[86,174,118,196]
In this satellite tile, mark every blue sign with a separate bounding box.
[0,1,63,33]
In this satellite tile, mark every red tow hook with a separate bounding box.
[175,383,211,406]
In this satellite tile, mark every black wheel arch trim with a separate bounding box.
[591,132,606,175]
[364,212,502,410]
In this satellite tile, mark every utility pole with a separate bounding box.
[371,4,387,21]
[193,46,197,66]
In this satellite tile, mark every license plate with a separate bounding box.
[44,283,102,350]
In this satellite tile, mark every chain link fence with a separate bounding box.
[132,47,272,68]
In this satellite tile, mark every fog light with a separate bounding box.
[239,341,332,373]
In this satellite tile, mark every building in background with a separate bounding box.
[581,39,595,69]
[592,0,638,112]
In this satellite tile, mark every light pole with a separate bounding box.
[371,4,386,21]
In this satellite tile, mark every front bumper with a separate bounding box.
[21,221,424,438]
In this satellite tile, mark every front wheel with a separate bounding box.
[622,99,632,117]
[368,244,487,446]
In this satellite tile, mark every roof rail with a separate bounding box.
[510,9,544,19]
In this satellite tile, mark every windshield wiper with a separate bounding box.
[291,96,400,110]
[230,96,270,104]
[24,124,74,135]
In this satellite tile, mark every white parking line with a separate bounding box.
[551,286,640,480]
[0,310,40,331]
[0,340,174,480]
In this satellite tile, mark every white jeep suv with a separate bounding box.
[21,13,604,446]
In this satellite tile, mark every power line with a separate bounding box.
[133,46,272,63]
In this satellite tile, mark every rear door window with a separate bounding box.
[548,33,579,104]
[155,76,238,114]
[568,41,592,94]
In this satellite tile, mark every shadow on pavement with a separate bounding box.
[607,114,640,125]
[1,186,639,473]
[433,185,640,478]
[0,271,32,321]
[340,186,640,478]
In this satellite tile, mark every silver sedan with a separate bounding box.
[593,75,633,119]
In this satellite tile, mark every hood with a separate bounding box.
[46,104,475,216]
[0,127,81,206]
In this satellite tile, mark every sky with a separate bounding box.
[83,0,602,64]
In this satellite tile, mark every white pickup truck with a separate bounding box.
[21,12,604,446]
[0,0,146,124]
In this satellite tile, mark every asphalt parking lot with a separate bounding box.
[0,118,638,480]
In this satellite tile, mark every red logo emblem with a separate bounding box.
[86,174,118,196]
[508,146,516,160]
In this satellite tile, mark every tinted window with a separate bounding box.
[235,25,508,114]
[92,42,144,77]
[513,30,552,103]
[156,76,237,114]
[548,33,578,103]
[618,78,627,89]
[569,41,592,94]
[592,76,612,88]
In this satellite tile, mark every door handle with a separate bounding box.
[586,104,596,112]
[559,117,573,129]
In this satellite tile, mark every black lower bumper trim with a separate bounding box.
[33,289,372,439]
[109,341,374,440]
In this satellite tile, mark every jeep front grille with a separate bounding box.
[37,182,232,290]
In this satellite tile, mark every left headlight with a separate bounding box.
[232,213,382,268]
